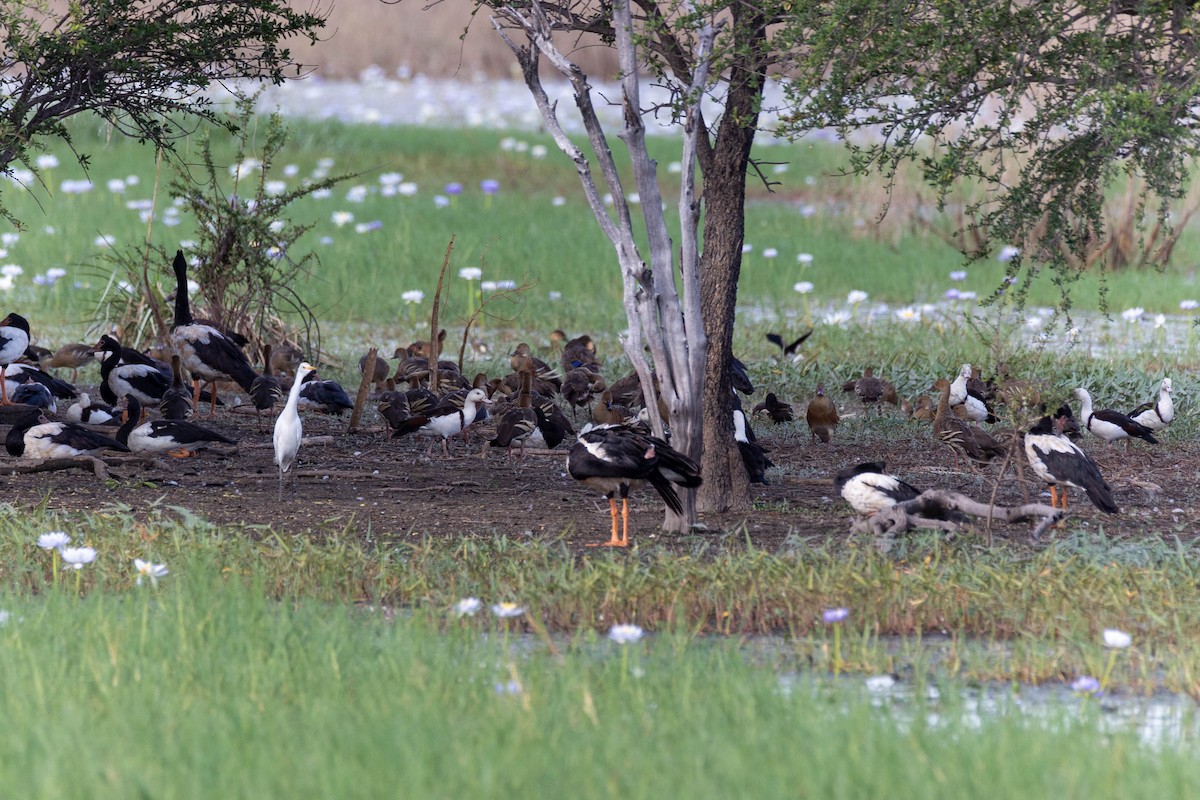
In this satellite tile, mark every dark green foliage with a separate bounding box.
[783,0,1200,309]
[0,0,326,226]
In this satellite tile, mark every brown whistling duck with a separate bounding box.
[378,379,412,438]
[561,334,601,374]
[845,367,885,409]
[1024,414,1117,513]
[161,355,194,421]
[359,352,391,392]
[490,371,538,457]
[593,389,633,425]
[805,384,840,443]
[932,378,1007,466]
[40,342,93,383]
[752,392,795,424]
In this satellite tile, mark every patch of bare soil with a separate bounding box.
[4,391,1195,552]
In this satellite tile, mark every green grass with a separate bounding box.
[1,506,1199,796]
[6,115,1200,341]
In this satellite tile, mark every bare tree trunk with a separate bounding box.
[491,0,715,532]
[695,6,769,513]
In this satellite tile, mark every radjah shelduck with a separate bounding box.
[834,461,923,515]
[393,387,492,457]
[274,361,317,499]
[168,249,259,416]
[0,312,31,404]
[1023,415,1118,513]
[1074,387,1158,447]
[566,422,702,547]
[1127,378,1173,433]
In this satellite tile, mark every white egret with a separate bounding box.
[274,361,317,499]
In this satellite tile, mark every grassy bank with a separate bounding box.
[5,117,1200,341]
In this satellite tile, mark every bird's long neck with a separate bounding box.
[284,370,308,411]
[1078,392,1093,420]
[172,253,193,327]
[933,382,951,427]
[115,400,140,445]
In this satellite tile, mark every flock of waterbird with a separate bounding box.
[814,354,1173,524]
[0,249,1176,544]
[0,249,709,546]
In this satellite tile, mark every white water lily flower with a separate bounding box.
[1103,629,1132,649]
[796,253,814,265]
[331,210,354,227]
[35,154,59,170]
[459,267,482,281]
[1181,299,1198,311]
[453,597,482,617]
[1154,314,1166,329]
[824,310,851,327]
[793,281,814,294]
[762,247,778,259]
[997,245,1020,262]
[60,546,97,570]
[37,531,70,550]
[491,602,525,619]
[608,624,645,644]
[846,290,868,304]
[134,558,169,586]
[1121,307,1144,323]
[896,307,920,322]
[401,290,424,304]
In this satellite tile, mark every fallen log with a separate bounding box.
[852,489,1064,546]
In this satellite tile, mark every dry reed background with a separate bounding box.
[295,0,619,79]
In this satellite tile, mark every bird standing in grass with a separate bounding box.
[1127,377,1173,435]
[274,361,317,499]
[805,384,839,443]
[1075,387,1158,448]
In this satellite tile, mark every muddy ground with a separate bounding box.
[3,388,1195,551]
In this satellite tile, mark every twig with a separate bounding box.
[348,347,376,433]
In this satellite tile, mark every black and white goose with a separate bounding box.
[1075,387,1158,446]
[2,363,76,402]
[833,461,923,515]
[65,392,118,426]
[298,373,354,415]
[1024,415,1118,513]
[116,395,237,457]
[5,410,129,459]
[566,422,703,547]
[168,250,259,415]
[0,312,31,403]
[949,363,996,423]
[1127,377,1173,434]
[393,387,492,456]
[95,334,170,408]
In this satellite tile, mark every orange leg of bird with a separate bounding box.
[167,448,195,459]
[0,366,8,404]
[1060,487,1068,511]
[620,497,630,547]
[587,497,624,547]
[1049,485,1058,509]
